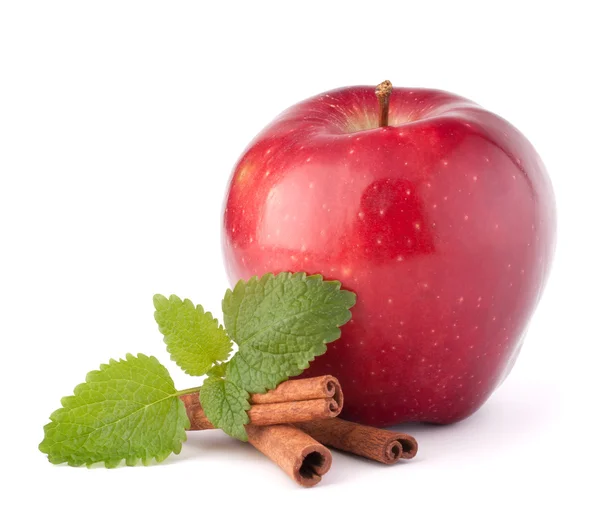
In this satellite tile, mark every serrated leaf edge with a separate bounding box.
[200,377,250,441]
[39,353,189,468]
[221,271,356,394]
[153,294,233,377]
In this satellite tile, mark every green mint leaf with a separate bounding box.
[206,362,228,378]
[222,272,356,393]
[154,294,233,376]
[39,353,189,467]
[200,377,250,441]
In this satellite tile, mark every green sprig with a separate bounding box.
[39,272,356,467]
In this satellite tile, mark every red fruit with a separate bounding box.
[222,84,556,426]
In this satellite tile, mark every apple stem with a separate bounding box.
[375,80,393,127]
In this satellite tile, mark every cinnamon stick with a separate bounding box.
[246,398,341,425]
[295,418,418,464]
[181,392,342,429]
[250,375,343,408]
[180,393,213,430]
[181,393,334,487]
[245,424,332,487]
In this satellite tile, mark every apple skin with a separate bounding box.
[222,86,556,426]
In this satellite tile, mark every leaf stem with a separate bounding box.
[176,386,203,397]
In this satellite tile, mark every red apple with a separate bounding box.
[222,83,556,426]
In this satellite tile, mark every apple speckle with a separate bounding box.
[224,86,557,427]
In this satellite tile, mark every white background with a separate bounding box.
[1,1,597,515]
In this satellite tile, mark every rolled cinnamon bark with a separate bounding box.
[245,424,332,487]
[180,394,333,487]
[181,392,342,429]
[180,393,213,430]
[250,375,343,408]
[247,398,341,425]
[295,418,418,464]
